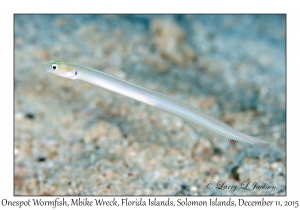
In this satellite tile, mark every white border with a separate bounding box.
[1,0,297,209]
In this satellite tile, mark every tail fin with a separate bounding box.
[251,136,272,154]
[187,120,272,154]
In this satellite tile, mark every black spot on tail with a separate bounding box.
[229,139,237,146]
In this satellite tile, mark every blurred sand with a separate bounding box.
[14,15,286,195]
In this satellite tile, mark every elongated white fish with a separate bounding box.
[43,61,270,152]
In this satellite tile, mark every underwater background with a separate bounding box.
[14,14,285,195]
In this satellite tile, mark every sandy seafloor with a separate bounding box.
[14,15,286,195]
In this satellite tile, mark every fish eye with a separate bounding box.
[52,64,57,70]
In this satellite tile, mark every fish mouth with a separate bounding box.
[43,62,54,73]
